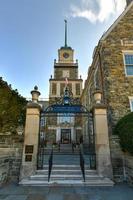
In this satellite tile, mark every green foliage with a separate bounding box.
[114,112,133,155]
[0,77,27,134]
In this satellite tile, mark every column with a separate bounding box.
[93,90,113,179]
[20,86,41,180]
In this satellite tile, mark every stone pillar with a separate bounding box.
[93,90,113,179]
[20,86,41,180]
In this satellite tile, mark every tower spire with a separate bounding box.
[64,19,67,47]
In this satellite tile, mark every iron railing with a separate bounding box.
[37,147,44,169]
[89,153,96,169]
[79,149,85,182]
[48,147,53,182]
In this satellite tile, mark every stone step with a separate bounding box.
[42,164,93,170]
[36,169,97,175]
[19,178,114,187]
[36,170,81,175]
[30,174,101,181]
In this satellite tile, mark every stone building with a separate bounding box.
[81,1,133,135]
[44,20,83,144]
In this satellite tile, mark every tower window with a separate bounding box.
[124,54,133,76]
[76,83,80,95]
[52,83,57,95]
[68,83,72,92]
[60,83,66,95]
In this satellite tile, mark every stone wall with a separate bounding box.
[124,154,133,185]
[82,5,133,133]
[110,135,133,185]
[0,135,23,185]
[0,156,10,186]
[110,135,124,182]
[101,5,133,130]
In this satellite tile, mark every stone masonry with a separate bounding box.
[81,3,133,184]
[0,135,23,185]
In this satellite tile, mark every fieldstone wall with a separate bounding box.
[110,135,133,185]
[110,135,124,182]
[0,135,23,185]
[100,5,133,130]
[0,156,10,186]
[124,154,133,185]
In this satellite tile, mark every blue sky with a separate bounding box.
[0,0,126,98]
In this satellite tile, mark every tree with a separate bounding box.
[113,112,133,155]
[0,77,27,134]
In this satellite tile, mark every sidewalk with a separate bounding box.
[0,183,133,200]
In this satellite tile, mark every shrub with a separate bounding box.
[113,112,133,155]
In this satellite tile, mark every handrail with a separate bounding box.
[79,148,85,182]
[48,147,53,182]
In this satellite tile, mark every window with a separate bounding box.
[129,97,133,112]
[76,83,80,95]
[58,113,74,124]
[68,83,72,92]
[124,54,133,76]
[52,83,57,95]
[60,83,65,95]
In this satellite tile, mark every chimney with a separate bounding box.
[126,0,133,6]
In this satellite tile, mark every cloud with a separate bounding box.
[70,0,126,23]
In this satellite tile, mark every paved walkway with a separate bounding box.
[0,183,133,200]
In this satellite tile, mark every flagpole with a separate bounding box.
[64,20,67,47]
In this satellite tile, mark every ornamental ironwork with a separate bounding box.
[43,87,89,115]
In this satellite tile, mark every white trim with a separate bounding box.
[122,50,133,53]
[101,2,133,41]
[122,51,133,77]
[128,96,133,112]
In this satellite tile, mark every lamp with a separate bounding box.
[93,89,102,104]
[31,86,41,102]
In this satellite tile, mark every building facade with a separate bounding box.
[81,1,133,135]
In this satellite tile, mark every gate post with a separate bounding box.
[93,90,113,179]
[20,86,41,180]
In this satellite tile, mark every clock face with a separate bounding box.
[63,52,69,59]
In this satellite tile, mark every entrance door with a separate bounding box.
[61,129,71,144]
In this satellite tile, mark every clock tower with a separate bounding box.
[49,20,82,101]
[47,20,83,144]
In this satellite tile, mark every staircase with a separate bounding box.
[19,144,114,186]
[19,165,114,186]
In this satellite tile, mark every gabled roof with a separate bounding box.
[101,2,133,41]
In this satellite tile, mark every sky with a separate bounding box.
[0,0,127,99]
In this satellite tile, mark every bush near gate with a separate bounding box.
[114,112,133,155]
